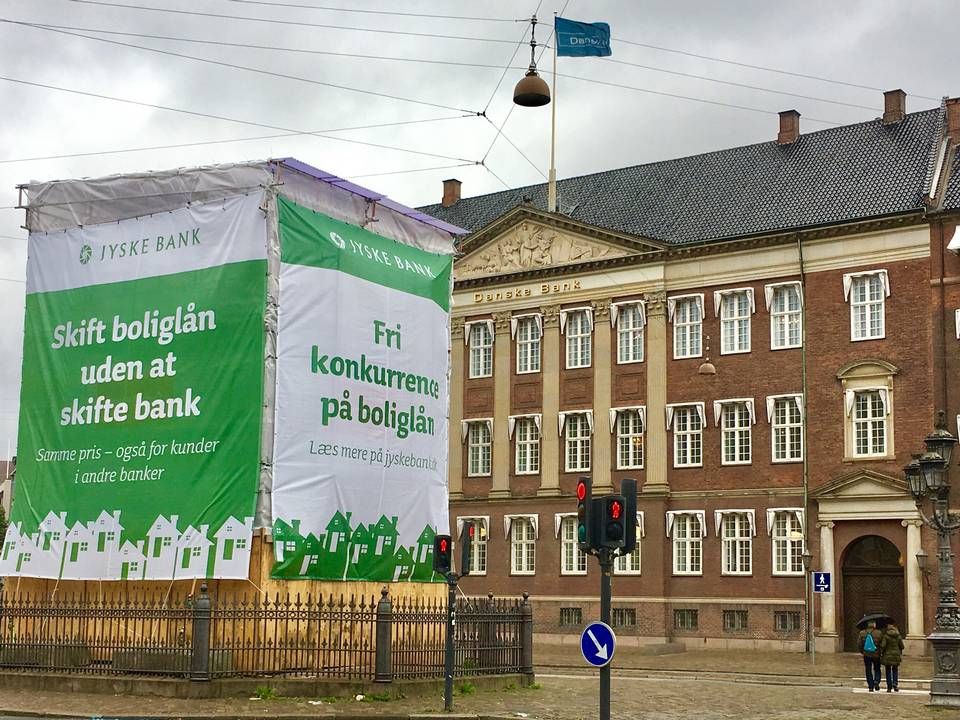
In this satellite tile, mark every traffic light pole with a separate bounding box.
[598,548,613,720]
[444,570,457,712]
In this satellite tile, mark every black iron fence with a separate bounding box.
[0,585,533,682]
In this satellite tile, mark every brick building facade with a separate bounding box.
[421,91,960,653]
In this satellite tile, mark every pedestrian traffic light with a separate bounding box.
[600,495,627,549]
[621,478,638,555]
[433,534,452,574]
[576,476,594,552]
[458,522,474,577]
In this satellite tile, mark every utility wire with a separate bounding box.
[347,162,476,179]
[0,75,481,164]
[223,0,518,22]
[0,115,473,164]
[8,21,480,115]
[63,0,519,44]
[482,4,536,113]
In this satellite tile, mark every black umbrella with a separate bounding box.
[856,613,893,629]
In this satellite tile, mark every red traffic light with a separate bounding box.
[439,538,448,553]
[468,525,475,538]
[609,500,622,520]
[576,481,587,501]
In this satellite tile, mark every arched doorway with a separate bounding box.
[842,535,905,651]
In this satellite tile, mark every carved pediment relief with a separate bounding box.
[455,221,633,280]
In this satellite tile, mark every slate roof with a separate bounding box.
[419,108,945,245]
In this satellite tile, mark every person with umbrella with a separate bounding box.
[857,613,888,692]
[880,621,905,692]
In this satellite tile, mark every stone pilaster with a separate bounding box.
[449,318,465,500]
[903,518,925,639]
[489,312,513,499]
[817,521,837,636]
[643,290,669,493]
[592,299,613,492]
[537,305,562,497]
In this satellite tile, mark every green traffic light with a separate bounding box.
[578,524,586,541]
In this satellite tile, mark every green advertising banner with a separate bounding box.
[271,197,452,582]
[2,194,267,580]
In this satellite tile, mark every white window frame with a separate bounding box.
[715,288,754,355]
[767,394,804,463]
[562,411,593,473]
[512,415,541,475]
[613,301,645,364]
[466,320,493,378]
[767,508,804,576]
[851,389,887,458]
[513,314,542,375]
[557,514,587,576]
[713,398,754,466]
[463,419,493,477]
[563,307,593,369]
[614,512,644,575]
[615,408,645,470]
[667,510,704,576]
[666,403,705,468]
[668,294,704,359]
[455,517,489,576]
[843,270,889,342]
[766,282,803,350]
[506,514,537,576]
[716,510,755,576]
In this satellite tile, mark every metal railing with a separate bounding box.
[0,585,533,682]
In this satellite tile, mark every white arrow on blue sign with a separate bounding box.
[813,572,831,593]
[580,621,616,668]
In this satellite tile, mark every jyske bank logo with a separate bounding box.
[329,231,346,249]
[79,245,92,265]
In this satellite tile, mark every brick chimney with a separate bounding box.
[777,110,800,145]
[441,178,462,207]
[946,98,960,141]
[882,89,906,125]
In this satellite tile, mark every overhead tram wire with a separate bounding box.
[0,75,482,165]
[63,0,519,44]
[0,116,474,165]
[9,21,482,116]
[223,0,518,22]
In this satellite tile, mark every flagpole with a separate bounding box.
[548,12,558,214]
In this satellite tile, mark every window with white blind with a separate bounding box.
[565,310,592,368]
[467,422,491,476]
[672,406,703,468]
[565,414,592,472]
[772,397,803,462]
[772,511,804,576]
[847,272,887,341]
[617,410,644,469]
[853,390,887,457]
[770,283,802,349]
[720,291,752,354]
[673,297,702,359]
[617,303,644,363]
[468,322,493,378]
[510,517,536,575]
[560,516,587,575]
[515,417,541,474]
[721,513,752,575]
[516,316,541,374]
[722,403,752,465]
[614,516,642,575]
[672,514,702,575]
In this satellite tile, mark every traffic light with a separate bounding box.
[600,495,627,549]
[433,534,452,574]
[576,476,594,552]
[458,522,474,577]
[621,478,638,555]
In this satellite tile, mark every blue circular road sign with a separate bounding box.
[580,621,616,668]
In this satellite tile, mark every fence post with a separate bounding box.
[374,586,393,683]
[190,582,212,681]
[520,591,534,676]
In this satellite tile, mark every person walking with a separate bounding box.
[880,622,905,692]
[857,620,883,692]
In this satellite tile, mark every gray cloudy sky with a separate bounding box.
[0,0,957,456]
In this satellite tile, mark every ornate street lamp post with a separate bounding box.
[905,411,960,707]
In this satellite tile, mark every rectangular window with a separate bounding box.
[673,297,702,359]
[723,610,748,632]
[774,611,802,632]
[772,512,804,575]
[516,316,541,374]
[614,528,642,575]
[850,274,885,341]
[565,414,592,472]
[467,422,492,477]
[771,284,802,349]
[617,303,644,363]
[772,397,803,462]
[612,608,636,627]
[672,514,702,575]
[460,518,487,575]
[854,390,886,457]
[720,291,751,354]
[673,406,702,468]
[617,410,644,469]
[468,322,493,378]
[510,517,536,575]
[721,513,752,575]
[674,609,698,631]
[560,516,587,575]
[515,417,541,474]
[560,607,583,627]
[565,309,592,368]
[722,403,751,465]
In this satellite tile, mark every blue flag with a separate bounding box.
[555,17,612,57]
